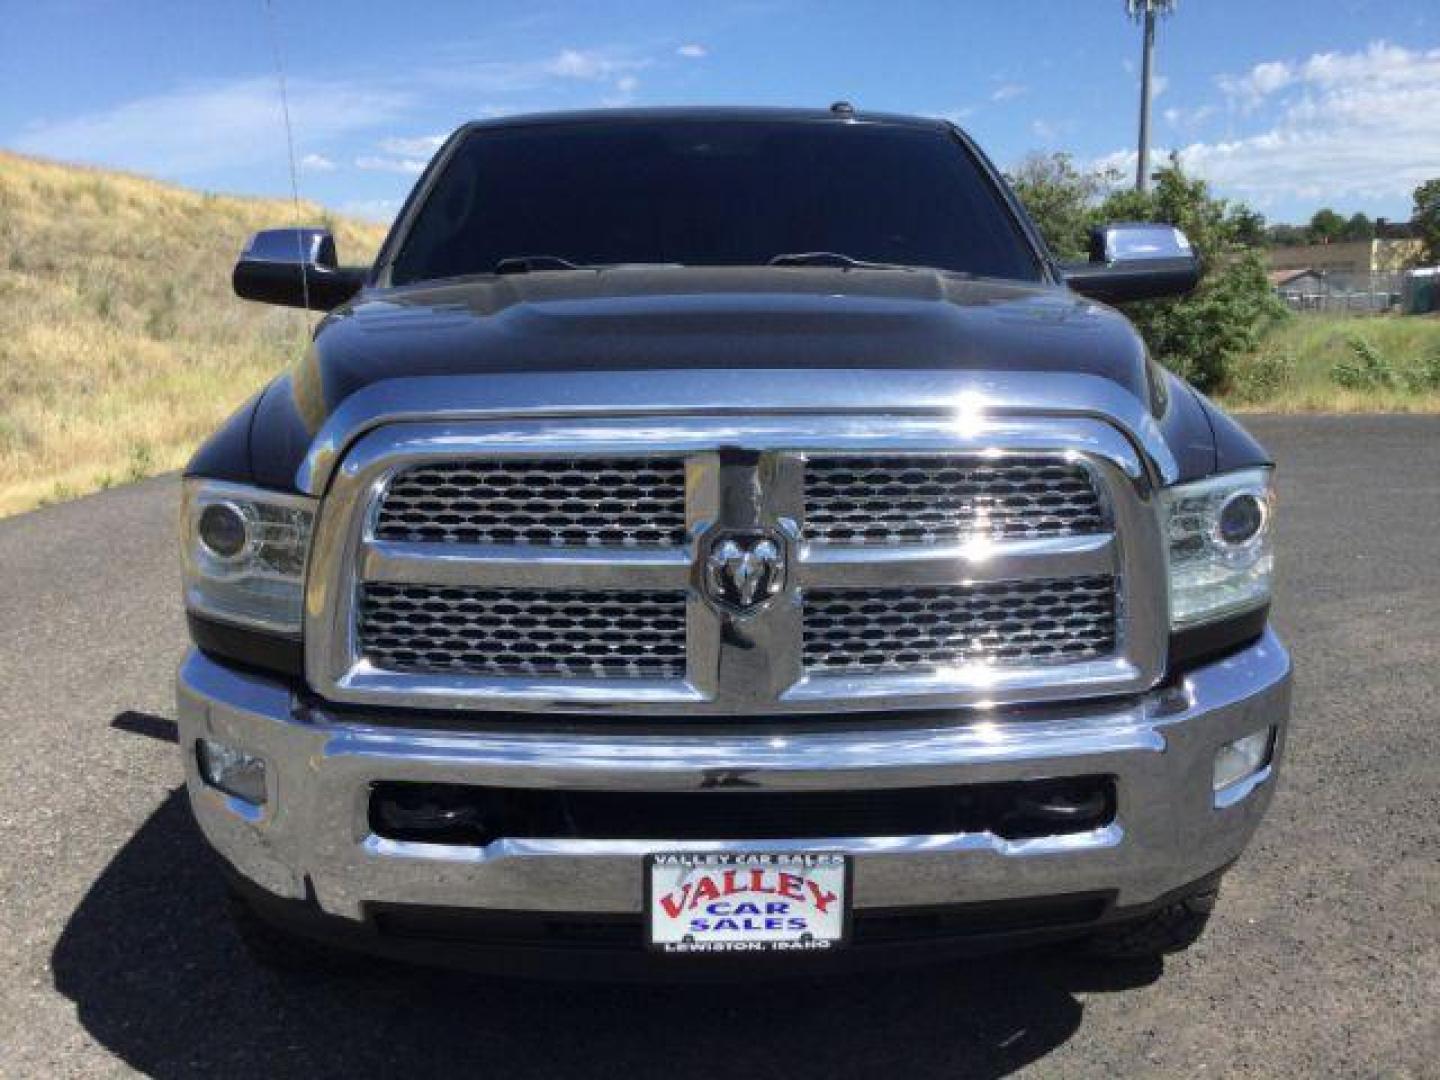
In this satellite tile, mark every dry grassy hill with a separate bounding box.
[0,151,388,516]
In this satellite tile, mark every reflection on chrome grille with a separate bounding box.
[803,576,1116,674]
[804,455,1104,545]
[359,585,687,679]
[376,459,687,548]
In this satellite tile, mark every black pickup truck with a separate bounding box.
[177,106,1289,975]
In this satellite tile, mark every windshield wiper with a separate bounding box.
[767,251,914,270]
[494,255,586,274]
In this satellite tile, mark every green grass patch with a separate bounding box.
[1218,315,1440,413]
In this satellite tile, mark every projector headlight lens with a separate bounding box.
[181,479,315,635]
[1215,490,1267,548]
[197,501,251,560]
[1162,468,1275,629]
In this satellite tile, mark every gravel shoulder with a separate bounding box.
[0,416,1436,1078]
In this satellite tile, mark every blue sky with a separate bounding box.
[2,0,1437,226]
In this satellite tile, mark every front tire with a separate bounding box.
[1085,886,1219,961]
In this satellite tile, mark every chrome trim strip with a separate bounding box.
[362,824,1126,863]
[783,658,1142,706]
[320,712,1166,788]
[361,542,691,590]
[296,371,1177,496]
[798,534,1115,589]
[188,630,1290,790]
[306,413,1166,714]
[333,661,705,707]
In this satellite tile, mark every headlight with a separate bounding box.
[181,479,316,635]
[1161,467,1274,629]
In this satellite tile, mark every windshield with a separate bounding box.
[388,119,1042,285]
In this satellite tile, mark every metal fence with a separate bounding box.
[1276,272,1406,315]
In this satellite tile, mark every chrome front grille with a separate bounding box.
[803,577,1117,675]
[804,455,1104,545]
[360,585,687,679]
[310,414,1165,714]
[376,458,687,548]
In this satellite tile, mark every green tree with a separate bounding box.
[1265,222,1310,247]
[1230,207,1268,249]
[1008,151,1287,393]
[1097,158,1286,391]
[1308,208,1346,243]
[1006,153,1115,260]
[1341,212,1374,242]
[1414,178,1440,263]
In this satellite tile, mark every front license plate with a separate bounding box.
[646,852,850,954]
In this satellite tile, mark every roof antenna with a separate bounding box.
[262,0,312,316]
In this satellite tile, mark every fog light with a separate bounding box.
[1213,729,1273,794]
[197,738,267,805]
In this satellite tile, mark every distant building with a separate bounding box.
[1266,222,1423,276]
[1267,268,1323,298]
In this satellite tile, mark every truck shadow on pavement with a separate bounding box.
[52,784,1161,1080]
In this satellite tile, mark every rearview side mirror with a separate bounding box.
[233,228,366,310]
[1063,223,1200,304]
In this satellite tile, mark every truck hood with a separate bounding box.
[300,266,1154,410]
[202,266,1238,491]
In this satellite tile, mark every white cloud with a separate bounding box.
[990,83,1026,102]
[8,45,650,180]
[602,73,641,108]
[1099,41,1440,210]
[1151,74,1169,99]
[378,134,446,157]
[355,154,427,175]
[676,44,708,59]
[1217,59,1295,110]
[1163,104,1215,131]
[1030,119,1058,141]
[11,76,411,177]
[545,48,643,81]
[299,152,335,172]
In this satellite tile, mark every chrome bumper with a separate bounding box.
[177,631,1291,921]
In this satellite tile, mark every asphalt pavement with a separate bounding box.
[0,414,1436,1078]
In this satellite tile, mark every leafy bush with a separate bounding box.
[1400,345,1440,392]
[1331,337,1396,390]
[1008,154,1288,394]
[1229,348,1294,404]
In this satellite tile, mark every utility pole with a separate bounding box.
[1136,4,1155,192]
[1127,0,1176,193]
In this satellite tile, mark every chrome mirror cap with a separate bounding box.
[1064,222,1200,305]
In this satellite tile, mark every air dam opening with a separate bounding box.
[368,777,1116,847]
[369,893,1113,951]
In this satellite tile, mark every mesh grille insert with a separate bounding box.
[359,585,687,679]
[804,576,1116,674]
[376,459,687,548]
[804,454,1104,545]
